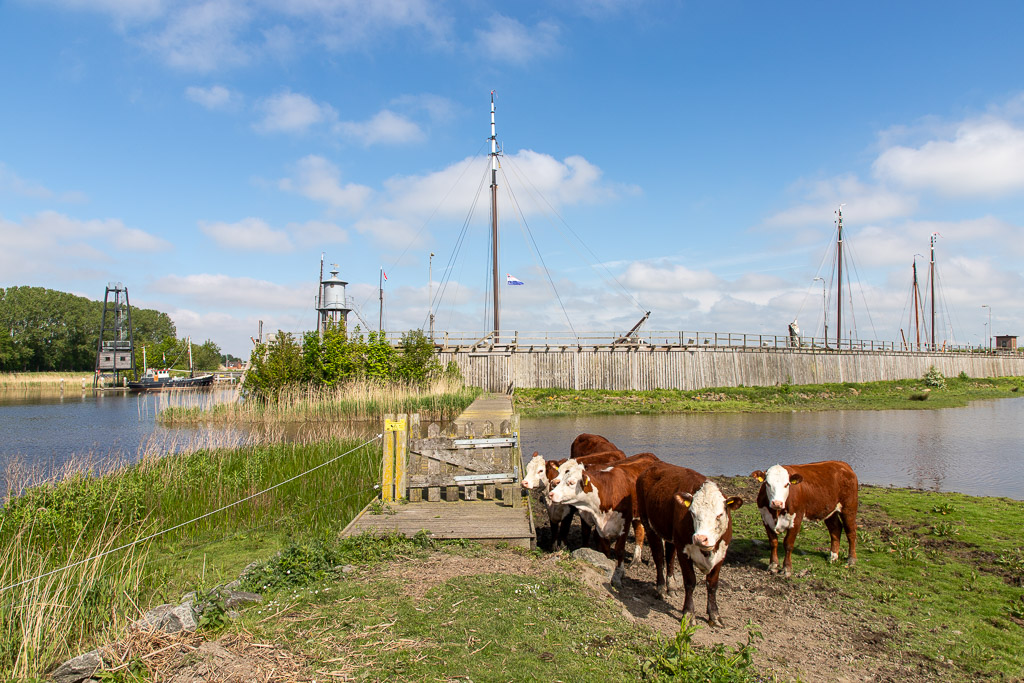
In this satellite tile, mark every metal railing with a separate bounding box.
[379,329,1020,356]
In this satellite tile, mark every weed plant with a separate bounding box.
[0,436,381,678]
[641,620,765,682]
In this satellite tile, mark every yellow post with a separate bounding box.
[383,413,408,502]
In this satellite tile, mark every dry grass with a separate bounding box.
[0,372,93,396]
[157,378,478,426]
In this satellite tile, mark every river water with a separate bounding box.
[2,391,1023,499]
[522,398,1024,499]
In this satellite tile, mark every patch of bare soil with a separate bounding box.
[375,550,553,599]
[526,484,940,683]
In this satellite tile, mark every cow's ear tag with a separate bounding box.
[582,473,590,487]
[682,498,692,509]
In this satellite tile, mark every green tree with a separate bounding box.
[243,332,305,399]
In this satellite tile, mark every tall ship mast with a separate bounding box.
[490,91,501,339]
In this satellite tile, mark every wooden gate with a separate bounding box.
[381,412,522,505]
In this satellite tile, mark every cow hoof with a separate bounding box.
[708,614,723,628]
[829,552,838,563]
[847,557,857,567]
[768,563,779,574]
[784,568,793,579]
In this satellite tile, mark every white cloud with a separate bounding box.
[277,155,373,210]
[254,91,336,133]
[620,261,723,293]
[36,0,163,22]
[874,118,1024,197]
[199,217,294,251]
[152,273,311,310]
[474,15,560,65]
[185,84,240,110]
[765,174,917,227]
[353,217,420,246]
[287,219,348,247]
[336,109,423,146]
[0,163,87,203]
[147,0,253,72]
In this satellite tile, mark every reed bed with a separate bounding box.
[0,433,382,678]
[0,372,92,396]
[157,378,480,425]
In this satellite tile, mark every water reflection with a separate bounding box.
[522,399,1024,500]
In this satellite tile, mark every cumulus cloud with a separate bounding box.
[765,174,917,227]
[336,110,423,146]
[474,15,560,65]
[147,0,253,72]
[152,273,311,310]
[620,261,723,293]
[0,163,87,202]
[185,84,240,109]
[254,91,336,133]
[873,118,1024,196]
[199,217,294,251]
[287,219,348,247]
[277,155,373,210]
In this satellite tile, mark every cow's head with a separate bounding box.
[521,452,547,490]
[752,465,802,511]
[675,481,742,551]
[549,457,580,488]
[549,461,590,504]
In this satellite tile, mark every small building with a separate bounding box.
[995,335,1018,351]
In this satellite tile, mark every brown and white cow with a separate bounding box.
[637,463,742,626]
[521,449,624,550]
[570,433,621,460]
[548,452,659,586]
[751,460,858,578]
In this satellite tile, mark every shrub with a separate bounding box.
[923,366,947,389]
[641,620,763,681]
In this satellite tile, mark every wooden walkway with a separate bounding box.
[341,393,534,548]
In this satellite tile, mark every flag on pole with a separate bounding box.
[506,273,524,286]
[382,269,387,281]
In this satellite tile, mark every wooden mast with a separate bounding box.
[912,257,921,350]
[930,233,937,349]
[836,207,843,348]
[490,91,500,340]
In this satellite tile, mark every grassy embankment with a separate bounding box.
[157,378,481,425]
[515,375,1024,417]
[0,372,93,395]
[57,481,1024,681]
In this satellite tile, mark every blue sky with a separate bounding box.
[3,1,1024,356]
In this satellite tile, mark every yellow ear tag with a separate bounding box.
[756,476,764,482]
[682,498,692,508]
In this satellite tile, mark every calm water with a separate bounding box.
[3,392,1023,499]
[522,398,1024,500]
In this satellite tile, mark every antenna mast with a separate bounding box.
[490,91,500,340]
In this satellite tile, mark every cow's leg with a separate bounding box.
[765,525,780,573]
[824,514,843,562]
[645,523,669,596]
[676,550,698,623]
[664,540,681,591]
[704,561,725,627]
[842,510,858,566]
[782,515,803,578]
[597,534,613,560]
[610,534,628,588]
[555,507,574,551]
[630,519,646,565]
[580,518,593,549]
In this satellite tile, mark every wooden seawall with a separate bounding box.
[438,347,1024,393]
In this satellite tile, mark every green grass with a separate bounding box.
[0,437,382,678]
[514,376,1024,417]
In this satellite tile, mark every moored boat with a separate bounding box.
[128,368,214,391]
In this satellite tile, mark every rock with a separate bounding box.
[341,564,357,574]
[133,603,198,634]
[572,548,616,577]
[222,590,261,609]
[225,561,260,590]
[50,649,102,683]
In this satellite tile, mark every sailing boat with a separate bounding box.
[128,337,214,390]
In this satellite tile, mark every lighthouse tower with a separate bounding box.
[316,265,351,335]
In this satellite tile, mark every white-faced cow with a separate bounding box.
[751,460,858,578]
[637,463,742,626]
[521,449,624,550]
[548,452,659,586]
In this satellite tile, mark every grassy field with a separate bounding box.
[514,374,1024,417]
[26,478,1022,681]
[157,379,481,425]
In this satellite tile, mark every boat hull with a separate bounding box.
[127,374,215,391]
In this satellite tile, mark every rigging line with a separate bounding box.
[386,140,489,272]
[433,165,491,331]
[500,154,647,314]
[500,169,578,340]
[842,237,879,341]
[798,229,838,330]
[933,264,960,344]
[0,434,384,595]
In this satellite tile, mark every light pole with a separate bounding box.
[982,304,991,352]
[813,277,827,346]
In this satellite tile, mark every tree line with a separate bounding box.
[0,286,220,373]
[244,324,458,398]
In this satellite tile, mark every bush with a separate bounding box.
[641,620,763,681]
[923,366,947,389]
